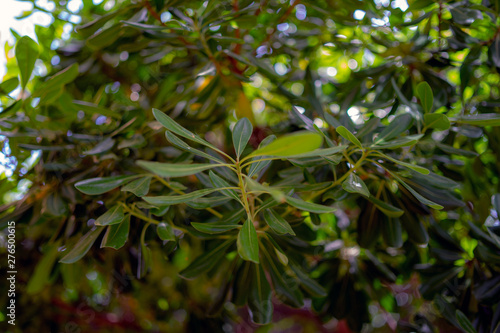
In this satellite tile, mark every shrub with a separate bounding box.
[1,0,500,332]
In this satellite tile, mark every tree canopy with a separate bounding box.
[1,0,500,332]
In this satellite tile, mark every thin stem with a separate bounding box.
[332,150,369,188]
[247,190,270,195]
[343,150,368,176]
[240,156,277,168]
[152,175,223,218]
[236,162,253,221]
[195,19,224,77]
[121,203,159,225]
[140,222,151,245]
[279,150,369,218]
[154,175,183,194]
[123,203,191,233]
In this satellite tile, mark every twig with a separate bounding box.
[254,0,301,55]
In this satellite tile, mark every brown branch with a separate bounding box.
[144,0,165,26]
[232,0,242,55]
[254,0,301,55]
[143,0,192,46]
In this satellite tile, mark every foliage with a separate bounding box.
[1,0,500,332]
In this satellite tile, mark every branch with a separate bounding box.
[254,0,301,55]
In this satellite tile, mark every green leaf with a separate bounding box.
[262,209,295,235]
[289,261,327,297]
[191,221,240,234]
[322,154,343,165]
[153,108,220,151]
[157,222,176,241]
[60,226,105,264]
[137,160,218,178]
[143,188,221,206]
[248,131,322,158]
[436,142,478,157]
[456,310,477,333]
[179,239,234,279]
[185,196,230,209]
[43,193,68,217]
[248,264,273,325]
[75,175,139,195]
[246,177,285,203]
[101,215,130,249]
[342,174,370,197]
[0,77,19,95]
[165,131,223,163]
[451,114,500,126]
[451,7,483,26]
[95,205,126,226]
[121,21,169,31]
[223,49,253,66]
[263,234,289,265]
[151,205,170,216]
[365,250,397,282]
[375,114,414,143]
[283,145,347,159]
[356,117,381,138]
[83,138,115,155]
[209,171,239,201]
[389,171,443,209]
[336,126,363,149]
[489,34,500,68]
[409,170,459,189]
[368,196,404,218]
[237,219,259,263]
[73,100,121,118]
[424,113,450,130]
[118,135,146,149]
[382,218,403,248]
[191,209,244,234]
[35,63,79,97]
[261,241,303,307]
[87,24,123,49]
[232,117,253,158]
[373,134,423,149]
[375,151,430,174]
[285,196,336,214]
[15,36,39,89]
[493,194,500,218]
[461,46,481,94]
[27,243,60,294]
[76,8,125,37]
[121,176,152,197]
[391,77,419,114]
[416,82,433,113]
[138,238,152,279]
[247,135,276,177]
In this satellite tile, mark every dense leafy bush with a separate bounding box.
[1,0,500,332]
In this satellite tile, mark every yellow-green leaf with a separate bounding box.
[248,132,322,158]
[336,126,363,149]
